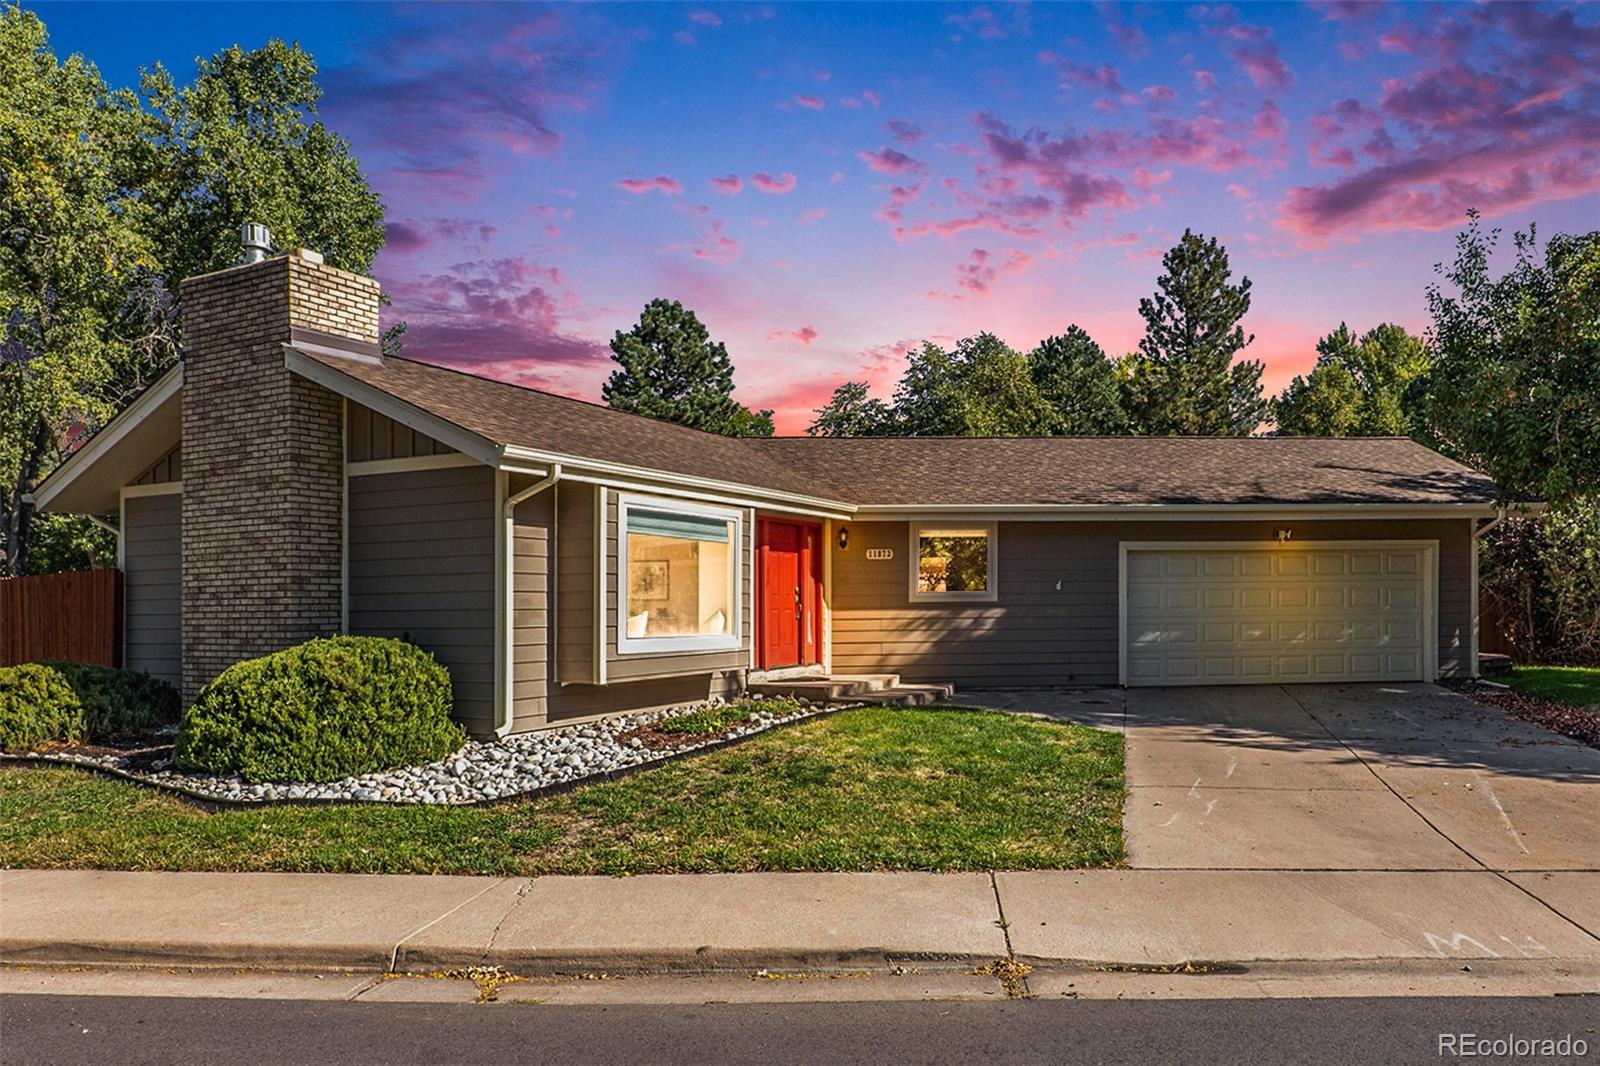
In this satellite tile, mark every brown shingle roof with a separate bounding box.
[302,351,849,500]
[302,351,1499,508]
[753,436,1499,506]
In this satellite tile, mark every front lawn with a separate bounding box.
[1503,666,1600,710]
[0,706,1124,875]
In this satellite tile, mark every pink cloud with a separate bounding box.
[794,94,826,111]
[796,207,828,225]
[1277,4,1600,240]
[1042,55,1125,94]
[954,247,1033,295]
[617,175,683,195]
[814,70,832,83]
[379,255,604,371]
[673,30,696,46]
[688,9,721,26]
[862,89,881,108]
[945,4,1030,40]
[886,119,925,145]
[710,174,743,195]
[688,218,740,261]
[767,326,819,345]
[1100,3,1151,57]
[859,146,926,174]
[751,171,799,194]
[1142,85,1177,104]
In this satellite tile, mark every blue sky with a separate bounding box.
[32,2,1600,429]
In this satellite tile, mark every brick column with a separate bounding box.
[178,250,381,700]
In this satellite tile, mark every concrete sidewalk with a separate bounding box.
[4,867,1598,975]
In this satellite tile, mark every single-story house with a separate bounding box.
[34,248,1508,736]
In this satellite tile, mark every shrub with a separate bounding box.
[41,661,180,737]
[174,636,466,783]
[0,664,84,752]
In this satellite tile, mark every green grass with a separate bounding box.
[1504,666,1600,710]
[0,706,1124,876]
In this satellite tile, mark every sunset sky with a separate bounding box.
[36,1,1600,432]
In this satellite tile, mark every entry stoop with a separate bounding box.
[745,673,957,707]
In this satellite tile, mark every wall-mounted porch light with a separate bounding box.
[837,526,850,551]
[1275,528,1293,544]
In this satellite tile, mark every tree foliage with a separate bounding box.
[808,381,894,437]
[604,299,774,437]
[1425,214,1600,505]
[1029,327,1128,434]
[1273,322,1431,437]
[892,334,1056,436]
[1123,229,1266,436]
[1479,500,1600,665]
[0,7,385,575]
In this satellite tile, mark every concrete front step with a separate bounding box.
[746,675,955,707]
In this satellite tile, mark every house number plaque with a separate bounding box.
[865,548,894,560]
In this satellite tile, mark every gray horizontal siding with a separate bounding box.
[602,493,754,682]
[831,518,1475,686]
[122,492,181,685]
[347,465,496,732]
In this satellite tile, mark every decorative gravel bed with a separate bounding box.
[6,697,829,806]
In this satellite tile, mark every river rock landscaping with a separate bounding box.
[8,696,820,806]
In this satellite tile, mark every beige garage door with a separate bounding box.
[1123,545,1430,686]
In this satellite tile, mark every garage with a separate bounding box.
[1120,542,1436,686]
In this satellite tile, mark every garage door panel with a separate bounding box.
[1125,545,1428,686]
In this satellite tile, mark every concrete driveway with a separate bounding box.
[1119,683,1600,873]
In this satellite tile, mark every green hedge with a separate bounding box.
[0,664,84,753]
[174,636,466,783]
[41,661,180,737]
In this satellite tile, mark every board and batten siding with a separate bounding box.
[122,491,181,685]
[347,402,455,463]
[513,478,748,731]
[346,464,497,732]
[830,518,1476,686]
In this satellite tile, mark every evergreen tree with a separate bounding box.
[1123,230,1266,436]
[1028,327,1128,434]
[603,299,774,437]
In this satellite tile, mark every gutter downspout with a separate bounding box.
[498,463,562,737]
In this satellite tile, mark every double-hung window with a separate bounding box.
[617,496,743,654]
[909,523,997,602]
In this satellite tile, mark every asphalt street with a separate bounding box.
[4,994,1598,1066]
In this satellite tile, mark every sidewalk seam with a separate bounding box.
[477,879,534,964]
[386,878,512,973]
[1281,685,1600,949]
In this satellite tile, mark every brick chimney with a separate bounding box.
[177,245,381,700]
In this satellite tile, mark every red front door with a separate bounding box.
[758,519,822,670]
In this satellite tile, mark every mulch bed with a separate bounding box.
[614,722,731,751]
[1463,685,1600,750]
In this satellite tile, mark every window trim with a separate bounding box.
[908,521,999,603]
[616,493,744,655]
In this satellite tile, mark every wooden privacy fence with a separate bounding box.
[0,569,122,668]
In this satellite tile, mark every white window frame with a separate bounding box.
[908,521,999,603]
[616,493,744,655]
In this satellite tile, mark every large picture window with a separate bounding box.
[618,497,742,654]
[910,523,997,602]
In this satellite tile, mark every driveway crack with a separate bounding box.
[1279,685,1600,947]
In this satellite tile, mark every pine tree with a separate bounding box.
[1124,230,1266,436]
[1028,327,1128,434]
[602,299,774,437]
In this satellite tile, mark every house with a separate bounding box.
[33,247,1506,737]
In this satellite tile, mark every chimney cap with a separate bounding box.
[289,247,324,265]
[240,223,273,264]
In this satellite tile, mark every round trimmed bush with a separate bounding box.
[174,636,466,783]
[41,661,180,738]
[0,664,84,752]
